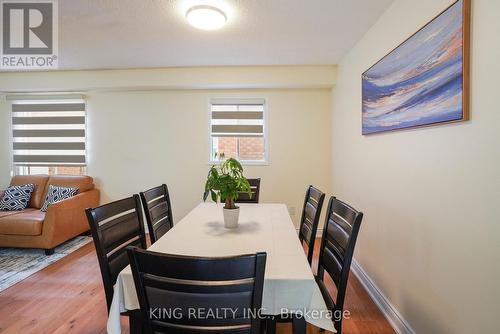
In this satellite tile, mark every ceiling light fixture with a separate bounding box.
[186,5,227,31]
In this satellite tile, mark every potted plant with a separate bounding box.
[203,154,252,228]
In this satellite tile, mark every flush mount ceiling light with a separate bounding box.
[186,5,227,30]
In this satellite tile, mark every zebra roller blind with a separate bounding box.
[11,100,86,167]
[210,99,265,138]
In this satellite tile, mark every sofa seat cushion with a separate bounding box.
[0,210,45,236]
[0,208,36,218]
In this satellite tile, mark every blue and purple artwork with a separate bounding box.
[362,0,469,134]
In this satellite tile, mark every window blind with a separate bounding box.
[210,99,265,138]
[11,101,86,167]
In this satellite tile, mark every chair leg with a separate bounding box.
[335,319,342,334]
[265,318,277,334]
[44,248,55,255]
[129,310,144,334]
[292,315,306,334]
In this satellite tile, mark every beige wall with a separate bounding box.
[0,102,10,187]
[0,67,333,227]
[331,0,500,333]
[87,89,332,226]
[0,66,336,92]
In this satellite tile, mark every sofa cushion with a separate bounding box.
[40,185,79,212]
[0,210,45,236]
[43,175,94,200]
[0,184,35,211]
[0,208,37,218]
[10,175,49,209]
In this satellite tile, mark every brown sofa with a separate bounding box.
[0,175,100,255]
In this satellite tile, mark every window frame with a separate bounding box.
[207,98,269,166]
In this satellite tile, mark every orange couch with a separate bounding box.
[0,175,100,255]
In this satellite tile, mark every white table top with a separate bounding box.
[107,203,335,333]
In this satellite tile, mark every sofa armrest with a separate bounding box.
[0,189,4,199]
[42,189,100,248]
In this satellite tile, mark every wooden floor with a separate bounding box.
[0,239,394,334]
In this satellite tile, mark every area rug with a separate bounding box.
[0,236,92,292]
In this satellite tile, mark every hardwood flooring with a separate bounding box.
[0,239,394,334]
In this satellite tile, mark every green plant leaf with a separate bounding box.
[203,156,252,204]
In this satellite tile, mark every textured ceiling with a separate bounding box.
[56,0,393,70]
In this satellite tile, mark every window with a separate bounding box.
[11,98,87,176]
[209,99,267,164]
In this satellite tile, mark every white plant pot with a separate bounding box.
[223,207,240,229]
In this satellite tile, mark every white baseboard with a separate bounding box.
[350,259,415,334]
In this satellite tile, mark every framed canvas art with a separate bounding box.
[362,0,470,135]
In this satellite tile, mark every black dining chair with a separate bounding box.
[126,247,267,334]
[139,184,174,244]
[85,195,147,313]
[298,185,325,265]
[220,178,261,204]
[236,178,261,203]
[316,196,363,334]
[265,186,325,334]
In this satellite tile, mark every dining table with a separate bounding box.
[107,202,336,333]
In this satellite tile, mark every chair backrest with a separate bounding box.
[235,178,261,203]
[139,184,174,244]
[317,196,363,313]
[127,247,267,334]
[298,185,325,265]
[85,195,147,312]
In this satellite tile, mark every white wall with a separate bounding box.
[331,0,500,333]
[0,67,334,227]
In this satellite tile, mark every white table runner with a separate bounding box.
[107,203,336,333]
